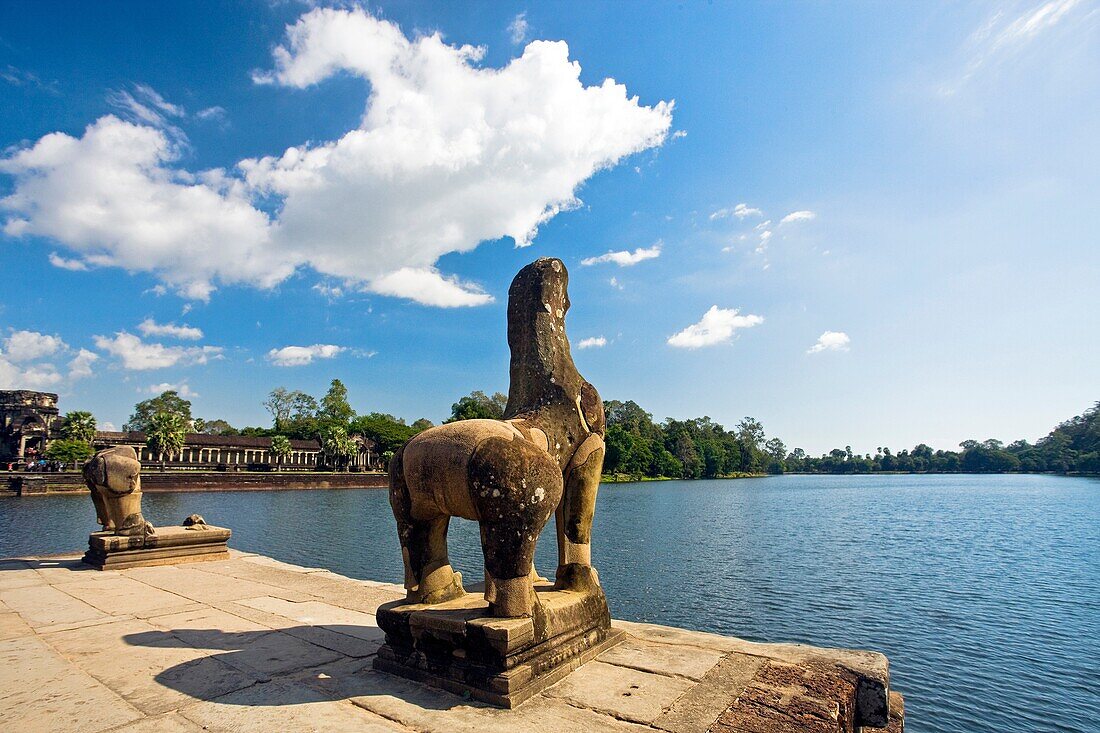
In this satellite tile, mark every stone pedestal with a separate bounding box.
[82,524,231,570]
[373,578,625,708]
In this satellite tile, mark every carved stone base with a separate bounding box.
[82,525,231,570]
[373,578,625,708]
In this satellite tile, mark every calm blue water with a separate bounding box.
[2,474,1097,733]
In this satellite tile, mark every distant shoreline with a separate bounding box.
[601,470,1098,483]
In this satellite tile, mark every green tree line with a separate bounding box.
[602,400,1100,478]
[117,385,1099,478]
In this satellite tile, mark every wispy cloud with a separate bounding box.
[508,12,529,45]
[107,83,185,131]
[138,318,203,341]
[48,252,89,271]
[195,106,227,122]
[668,306,764,349]
[807,331,850,354]
[1,64,59,94]
[710,203,762,221]
[581,243,662,267]
[946,0,1087,93]
[780,210,816,225]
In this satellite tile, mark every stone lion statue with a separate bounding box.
[389,258,606,618]
[83,445,155,540]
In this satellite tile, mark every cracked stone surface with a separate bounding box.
[0,550,902,732]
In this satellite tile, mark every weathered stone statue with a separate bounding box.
[389,257,606,617]
[375,258,623,707]
[81,446,231,569]
[83,445,155,539]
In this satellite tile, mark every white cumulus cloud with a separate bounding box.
[0,331,97,388]
[94,332,223,370]
[3,330,65,362]
[0,357,62,389]
[138,318,204,340]
[266,344,346,367]
[48,252,89,271]
[367,268,492,308]
[576,336,607,349]
[143,381,198,398]
[807,331,851,354]
[780,210,816,224]
[1,7,671,308]
[668,306,764,349]
[580,243,662,267]
[68,349,98,380]
[0,115,286,301]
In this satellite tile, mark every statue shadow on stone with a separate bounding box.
[81,445,232,570]
[374,257,624,706]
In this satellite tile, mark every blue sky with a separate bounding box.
[1,1,1097,454]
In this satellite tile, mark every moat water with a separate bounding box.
[2,473,1097,733]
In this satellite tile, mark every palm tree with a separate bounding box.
[60,411,97,443]
[321,425,355,472]
[146,411,186,470]
[270,435,291,471]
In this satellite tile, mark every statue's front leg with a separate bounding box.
[555,434,604,591]
[89,484,111,531]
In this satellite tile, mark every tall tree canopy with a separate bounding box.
[447,390,507,422]
[126,391,193,433]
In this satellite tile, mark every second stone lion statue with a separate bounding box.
[389,258,606,618]
[83,445,155,540]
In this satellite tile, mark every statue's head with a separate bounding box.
[505,258,603,436]
[83,445,141,496]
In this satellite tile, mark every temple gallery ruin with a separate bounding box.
[0,259,904,732]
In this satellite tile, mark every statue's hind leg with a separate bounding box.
[388,447,464,604]
[470,436,563,617]
[555,433,605,591]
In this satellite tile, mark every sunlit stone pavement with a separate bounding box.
[0,550,902,732]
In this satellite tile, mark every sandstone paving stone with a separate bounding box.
[348,667,657,733]
[145,605,273,649]
[236,554,334,574]
[613,619,780,656]
[179,678,409,733]
[597,637,725,681]
[652,652,764,733]
[0,560,46,590]
[123,564,316,603]
[30,557,123,584]
[57,575,192,616]
[0,635,144,733]
[206,628,343,680]
[237,596,385,641]
[196,560,403,610]
[0,609,33,640]
[213,598,383,658]
[0,582,108,629]
[101,711,206,732]
[132,601,208,620]
[42,617,258,715]
[542,659,695,725]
